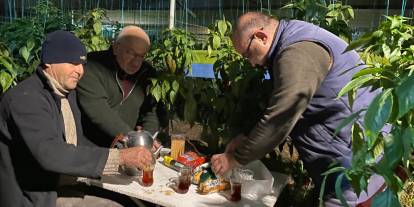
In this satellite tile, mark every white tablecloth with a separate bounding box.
[78,161,288,207]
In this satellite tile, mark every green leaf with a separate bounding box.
[337,75,373,98]
[364,89,393,148]
[351,123,365,161]
[169,90,177,103]
[345,35,372,52]
[218,20,227,37]
[172,80,179,92]
[335,173,350,207]
[376,149,403,192]
[321,166,346,176]
[347,7,354,19]
[334,109,365,135]
[93,23,102,34]
[0,56,13,72]
[382,44,391,58]
[353,67,383,78]
[388,48,401,63]
[212,35,220,50]
[163,80,171,92]
[19,46,29,63]
[0,71,13,92]
[390,17,402,29]
[150,78,157,86]
[207,45,212,56]
[26,40,35,51]
[395,75,414,118]
[371,188,400,207]
[163,39,171,48]
[91,36,100,45]
[319,166,346,207]
[401,127,414,168]
[152,84,161,102]
[383,132,403,170]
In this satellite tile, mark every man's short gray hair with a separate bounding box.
[233,12,275,40]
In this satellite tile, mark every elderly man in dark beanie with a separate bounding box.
[0,30,153,207]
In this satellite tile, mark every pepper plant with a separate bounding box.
[202,18,271,142]
[281,0,354,43]
[74,8,110,52]
[0,3,115,94]
[0,0,70,93]
[324,16,414,207]
[0,43,17,93]
[281,0,328,25]
[146,29,196,123]
[146,20,271,150]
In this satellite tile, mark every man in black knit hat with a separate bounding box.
[0,30,152,207]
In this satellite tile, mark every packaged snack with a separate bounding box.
[163,156,186,171]
[192,162,210,185]
[177,151,206,170]
[197,167,230,194]
[192,169,203,185]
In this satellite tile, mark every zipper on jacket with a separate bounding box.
[115,72,137,105]
[115,66,149,105]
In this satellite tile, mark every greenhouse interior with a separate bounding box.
[0,0,414,207]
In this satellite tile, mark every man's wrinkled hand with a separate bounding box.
[120,146,153,170]
[211,153,240,176]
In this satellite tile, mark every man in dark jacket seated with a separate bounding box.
[77,26,167,148]
[0,30,153,207]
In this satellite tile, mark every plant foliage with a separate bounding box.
[74,9,110,52]
[281,0,354,42]
[329,16,414,207]
[0,1,110,94]
[146,19,271,149]
[0,0,71,93]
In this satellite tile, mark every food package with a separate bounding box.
[176,151,206,170]
[192,165,206,185]
[196,167,229,194]
[192,162,210,184]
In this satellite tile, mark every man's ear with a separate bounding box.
[253,30,269,45]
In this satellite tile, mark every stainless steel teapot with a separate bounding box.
[125,130,154,149]
[121,129,159,176]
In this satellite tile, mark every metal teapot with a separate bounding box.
[125,130,154,149]
[121,129,159,176]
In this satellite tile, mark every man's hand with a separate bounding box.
[211,153,240,176]
[119,146,153,169]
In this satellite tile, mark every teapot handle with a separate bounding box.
[110,133,128,149]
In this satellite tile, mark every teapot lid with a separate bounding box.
[126,130,153,149]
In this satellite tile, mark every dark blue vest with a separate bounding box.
[268,20,378,194]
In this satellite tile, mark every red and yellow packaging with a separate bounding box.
[176,151,206,170]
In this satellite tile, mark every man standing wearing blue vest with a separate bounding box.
[211,12,385,206]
